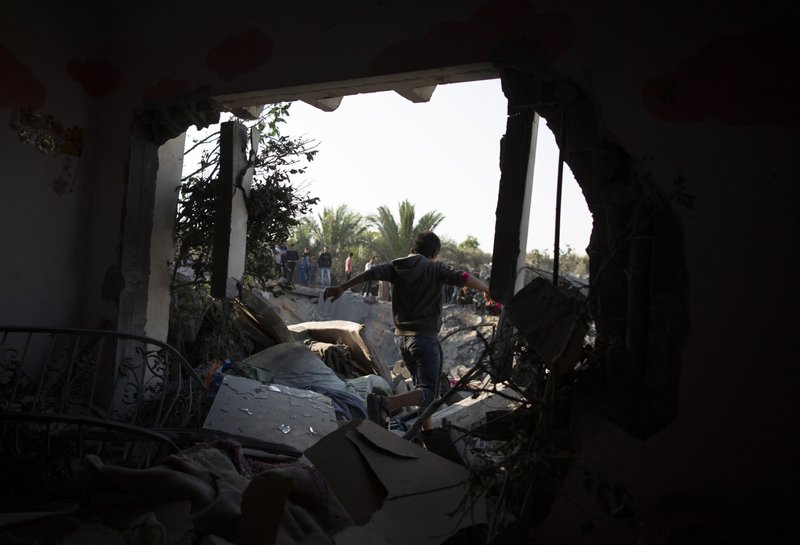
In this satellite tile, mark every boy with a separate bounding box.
[324,232,490,430]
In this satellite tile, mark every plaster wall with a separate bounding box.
[0,0,797,541]
[0,5,103,327]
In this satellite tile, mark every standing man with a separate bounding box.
[308,256,319,287]
[362,256,377,296]
[298,247,311,286]
[279,244,288,279]
[273,246,284,278]
[324,231,490,431]
[318,246,333,287]
[345,252,353,280]
[284,243,299,282]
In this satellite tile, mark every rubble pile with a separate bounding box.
[0,286,513,545]
[265,286,501,380]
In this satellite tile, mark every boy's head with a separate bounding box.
[411,231,441,259]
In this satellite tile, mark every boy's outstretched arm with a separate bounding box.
[323,271,369,302]
[464,273,490,295]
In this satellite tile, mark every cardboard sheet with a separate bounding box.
[306,420,485,545]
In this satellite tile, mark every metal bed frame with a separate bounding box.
[0,326,209,470]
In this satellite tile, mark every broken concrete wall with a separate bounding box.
[278,290,502,383]
[499,9,798,542]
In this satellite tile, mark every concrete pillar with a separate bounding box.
[117,138,159,339]
[117,133,185,343]
[145,134,186,341]
[515,113,538,294]
[490,108,538,304]
[211,121,254,299]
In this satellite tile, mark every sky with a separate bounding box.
[279,78,592,255]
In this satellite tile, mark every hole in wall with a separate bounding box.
[134,62,686,442]
[179,78,593,277]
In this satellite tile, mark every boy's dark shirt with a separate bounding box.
[366,254,466,337]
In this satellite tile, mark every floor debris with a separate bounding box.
[2,288,514,545]
[203,375,339,453]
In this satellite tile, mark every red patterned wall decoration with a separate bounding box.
[0,44,46,109]
[369,0,575,75]
[142,77,190,103]
[67,59,121,99]
[206,28,273,81]
[643,26,800,128]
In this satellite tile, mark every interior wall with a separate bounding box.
[1,1,797,542]
[0,5,104,327]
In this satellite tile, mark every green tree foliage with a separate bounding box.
[367,200,444,260]
[171,104,319,364]
[438,235,491,273]
[459,235,482,253]
[289,220,314,254]
[296,204,368,258]
[351,231,380,272]
[526,249,553,271]
[174,104,318,289]
[525,245,589,278]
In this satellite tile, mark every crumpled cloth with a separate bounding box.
[308,385,367,421]
[90,440,353,544]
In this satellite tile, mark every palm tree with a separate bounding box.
[367,200,444,260]
[291,219,314,250]
[297,204,368,258]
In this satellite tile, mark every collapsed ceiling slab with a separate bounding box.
[213,63,496,110]
[301,96,343,112]
[393,84,437,103]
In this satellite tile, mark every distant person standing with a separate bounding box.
[279,244,288,278]
[363,255,377,296]
[444,282,456,304]
[318,246,333,287]
[345,252,353,280]
[298,247,311,286]
[273,246,283,277]
[308,256,319,287]
[284,244,299,281]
